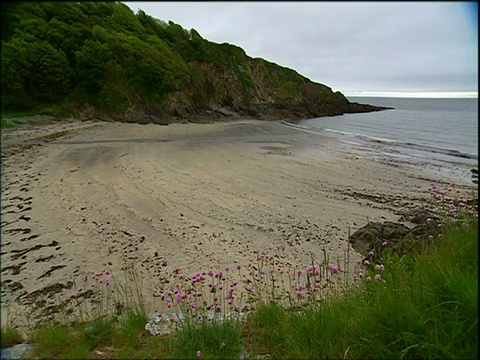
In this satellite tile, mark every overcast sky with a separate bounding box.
[124,2,478,97]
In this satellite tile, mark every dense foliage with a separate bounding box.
[1,2,366,122]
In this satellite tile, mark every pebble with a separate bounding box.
[1,344,34,360]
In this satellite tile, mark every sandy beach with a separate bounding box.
[1,118,475,328]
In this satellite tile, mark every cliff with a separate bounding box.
[1,2,389,124]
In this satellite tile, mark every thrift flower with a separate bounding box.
[375,274,382,281]
[197,350,202,358]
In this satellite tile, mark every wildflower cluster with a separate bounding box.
[427,182,477,224]
[68,266,144,324]
[354,247,388,284]
[156,253,356,322]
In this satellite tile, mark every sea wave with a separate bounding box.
[282,121,478,161]
[353,134,478,160]
[323,128,478,160]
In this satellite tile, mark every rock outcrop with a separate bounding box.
[348,209,442,257]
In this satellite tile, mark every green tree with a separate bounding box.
[28,41,72,102]
[46,18,85,66]
[1,36,33,108]
[106,3,146,39]
[75,40,114,94]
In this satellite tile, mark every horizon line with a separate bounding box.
[343,91,478,99]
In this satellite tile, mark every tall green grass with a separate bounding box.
[245,218,478,359]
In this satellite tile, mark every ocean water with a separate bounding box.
[296,97,478,182]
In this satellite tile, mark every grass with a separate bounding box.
[1,186,478,359]
[0,103,68,127]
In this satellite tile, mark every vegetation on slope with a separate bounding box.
[1,2,386,123]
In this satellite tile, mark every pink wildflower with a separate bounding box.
[364,260,370,266]
[328,264,341,274]
[382,241,388,247]
[375,274,382,281]
[427,218,433,224]
[197,350,202,358]
[104,278,110,286]
[247,285,253,293]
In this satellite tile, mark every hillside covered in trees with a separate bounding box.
[1,2,387,123]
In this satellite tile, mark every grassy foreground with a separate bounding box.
[1,193,478,359]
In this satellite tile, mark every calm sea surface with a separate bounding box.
[296,97,478,182]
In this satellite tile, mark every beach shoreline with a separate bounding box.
[1,118,475,329]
